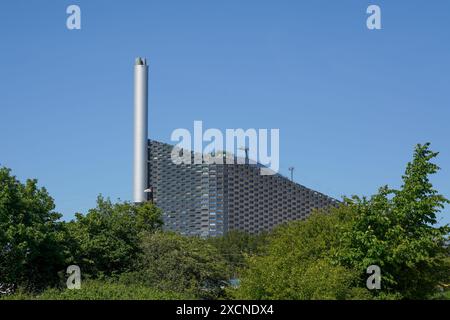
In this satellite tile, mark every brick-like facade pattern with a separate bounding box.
[148,140,338,237]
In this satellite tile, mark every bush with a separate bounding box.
[1,280,190,300]
[207,230,269,276]
[231,207,370,300]
[66,196,163,278]
[121,232,231,299]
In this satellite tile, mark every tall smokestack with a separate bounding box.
[133,57,148,203]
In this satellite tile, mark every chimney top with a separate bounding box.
[135,57,147,66]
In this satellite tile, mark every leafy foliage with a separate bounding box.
[207,230,269,276]
[231,207,371,299]
[66,196,163,278]
[340,143,450,299]
[233,143,449,300]
[121,231,230,299]
[0,167,68,290]
[1,279,191,300]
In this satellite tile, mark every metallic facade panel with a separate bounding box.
[148,140,339,236]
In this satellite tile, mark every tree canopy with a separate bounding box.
[0,167,67,290]
[339,143,450,298]
[233,143,450,299]
[66,196,163,277]
[231,206,370,299]
[121,231,230,299]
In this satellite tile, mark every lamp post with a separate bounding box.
[288,166,294,182]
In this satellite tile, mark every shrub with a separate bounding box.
[65,197,163,277]
[231,207,370,300]
[207,230,269,276]
[1,280,190,300]
[121,231,230,299]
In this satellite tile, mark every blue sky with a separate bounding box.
[0,0,449,224]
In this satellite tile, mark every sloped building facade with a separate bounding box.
[148,140,338,237]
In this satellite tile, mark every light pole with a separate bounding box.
[144,187,153,203]
[288,166,294,182]
[239,146,249,164]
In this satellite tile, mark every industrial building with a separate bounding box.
[148,140,337,236]
[133,57,338,236]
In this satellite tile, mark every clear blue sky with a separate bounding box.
[1,0,449,225]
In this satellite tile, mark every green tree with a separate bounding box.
[66,196,163,277]
[232,207,370,299]
[121,231,230,299]
[340,143,450,299]
[207,230,269,276]
[0,167,68,290]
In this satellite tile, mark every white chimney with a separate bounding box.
[133,57,149,203]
